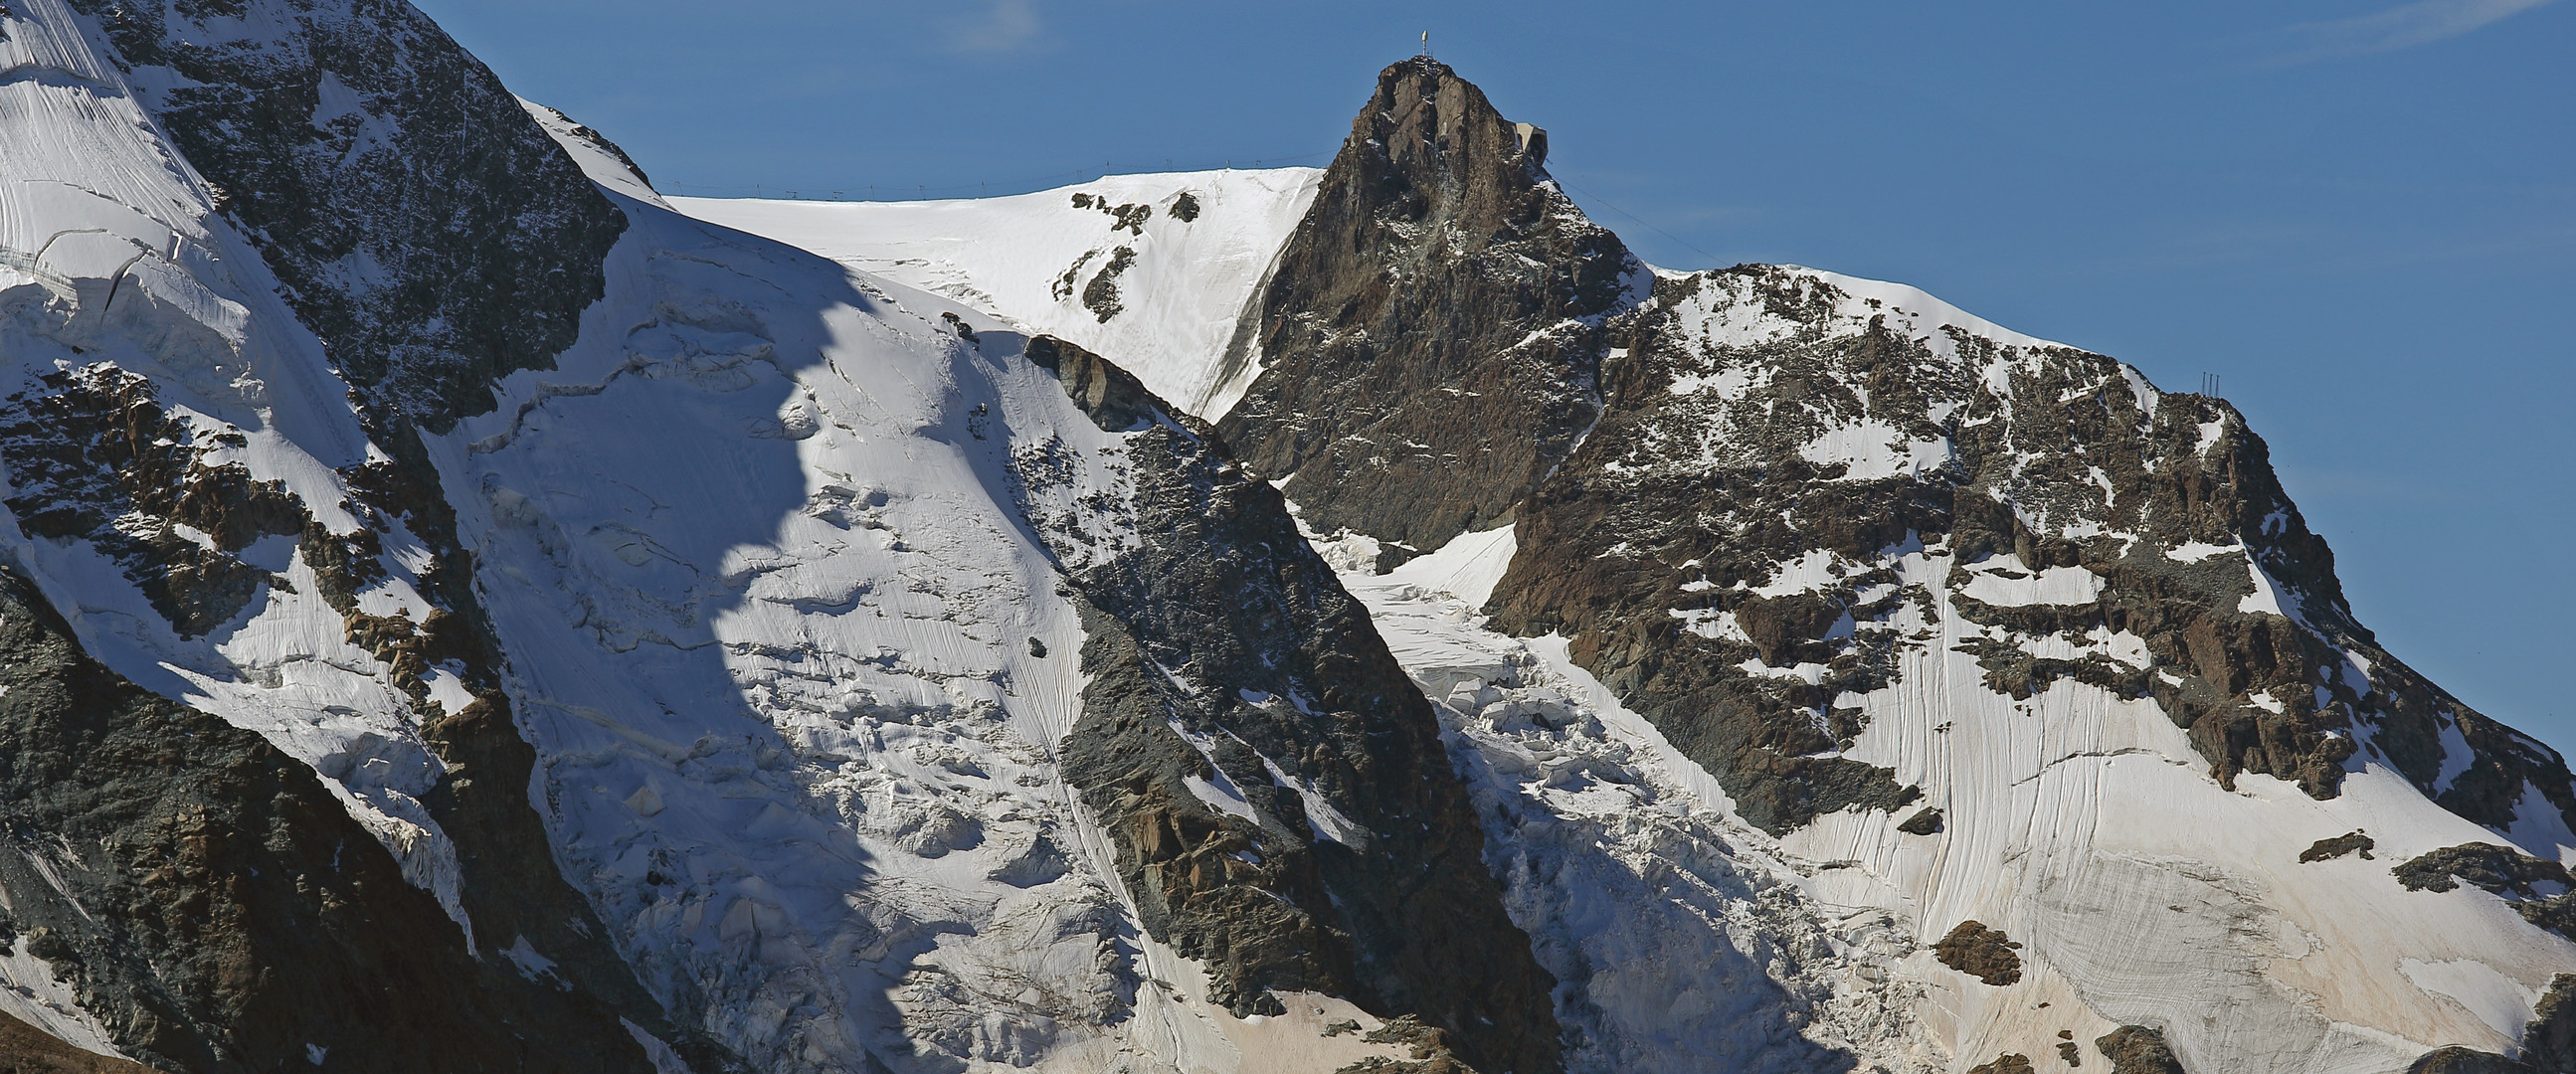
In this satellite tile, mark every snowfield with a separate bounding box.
[673,168,1320,419]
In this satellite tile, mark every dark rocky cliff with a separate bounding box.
[0,565,650,1072]
[1023,337,1563,1074]
[69,0,626,432]
[1215,57,1641,556]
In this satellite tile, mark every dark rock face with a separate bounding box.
[2096,1026,2185,1074]
[2396,842,2572,895]
[2300,830,2375,862]
[8,6,731,1069]
[1021,337,1561,1074]
[2526,975,2576,1074]
[70,0,626,433]
[0,565,652,1073]
[1216,57,1641,552]
[1897,806,1944,835]
[1969,1054,2037,1074]
[1932,920,2024,985]
[2412,1047,2534,1074]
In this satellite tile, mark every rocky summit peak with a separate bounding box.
[1215,58,1642,557]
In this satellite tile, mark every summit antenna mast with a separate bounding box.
[1419,31,1431,60]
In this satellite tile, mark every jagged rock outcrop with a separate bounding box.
[1026,337,1561,1074]
[2096,1026,2185,1074]
[1216,57,1642,554]
[1932,920,2023,985]
[0,366,302,635]
[1,2,722,1068]
[2396,843,2576,942]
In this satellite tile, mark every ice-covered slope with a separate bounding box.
[674,167,1319,418]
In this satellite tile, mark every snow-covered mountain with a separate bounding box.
[2,2,2571,1071]
[693,57,2576,1074]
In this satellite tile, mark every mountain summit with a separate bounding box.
[3,4,2572,1072]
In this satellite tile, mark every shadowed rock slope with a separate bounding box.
[1026,337,1562,1074]
[0,566,650,1072]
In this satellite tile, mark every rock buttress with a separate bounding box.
[1025,337,1563,1074]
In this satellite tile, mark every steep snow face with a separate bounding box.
[674,168,1321,420]
[0,0,469,930]
[522,97,670,210]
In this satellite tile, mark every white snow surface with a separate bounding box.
[671,168,1321,419]
[7,15,2570,1064]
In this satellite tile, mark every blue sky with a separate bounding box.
[416,0,2576,754]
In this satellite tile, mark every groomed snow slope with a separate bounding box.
[673,168,1320,419]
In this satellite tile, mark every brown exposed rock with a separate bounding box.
[0,366,305,635]
[0,564,654,1072]
[2300,830,2375,862]
[2409,1046,2529,1074]
[78,0,629,433]
[2097,1025,2185,1073]
[1217,57,1641,552]
[1470,262,2572,841]
[1898,806,1944,835]
[1933,920,2024,985]
[1970,1054,2037,1074]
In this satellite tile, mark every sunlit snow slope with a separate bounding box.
[675,168,1319,419]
